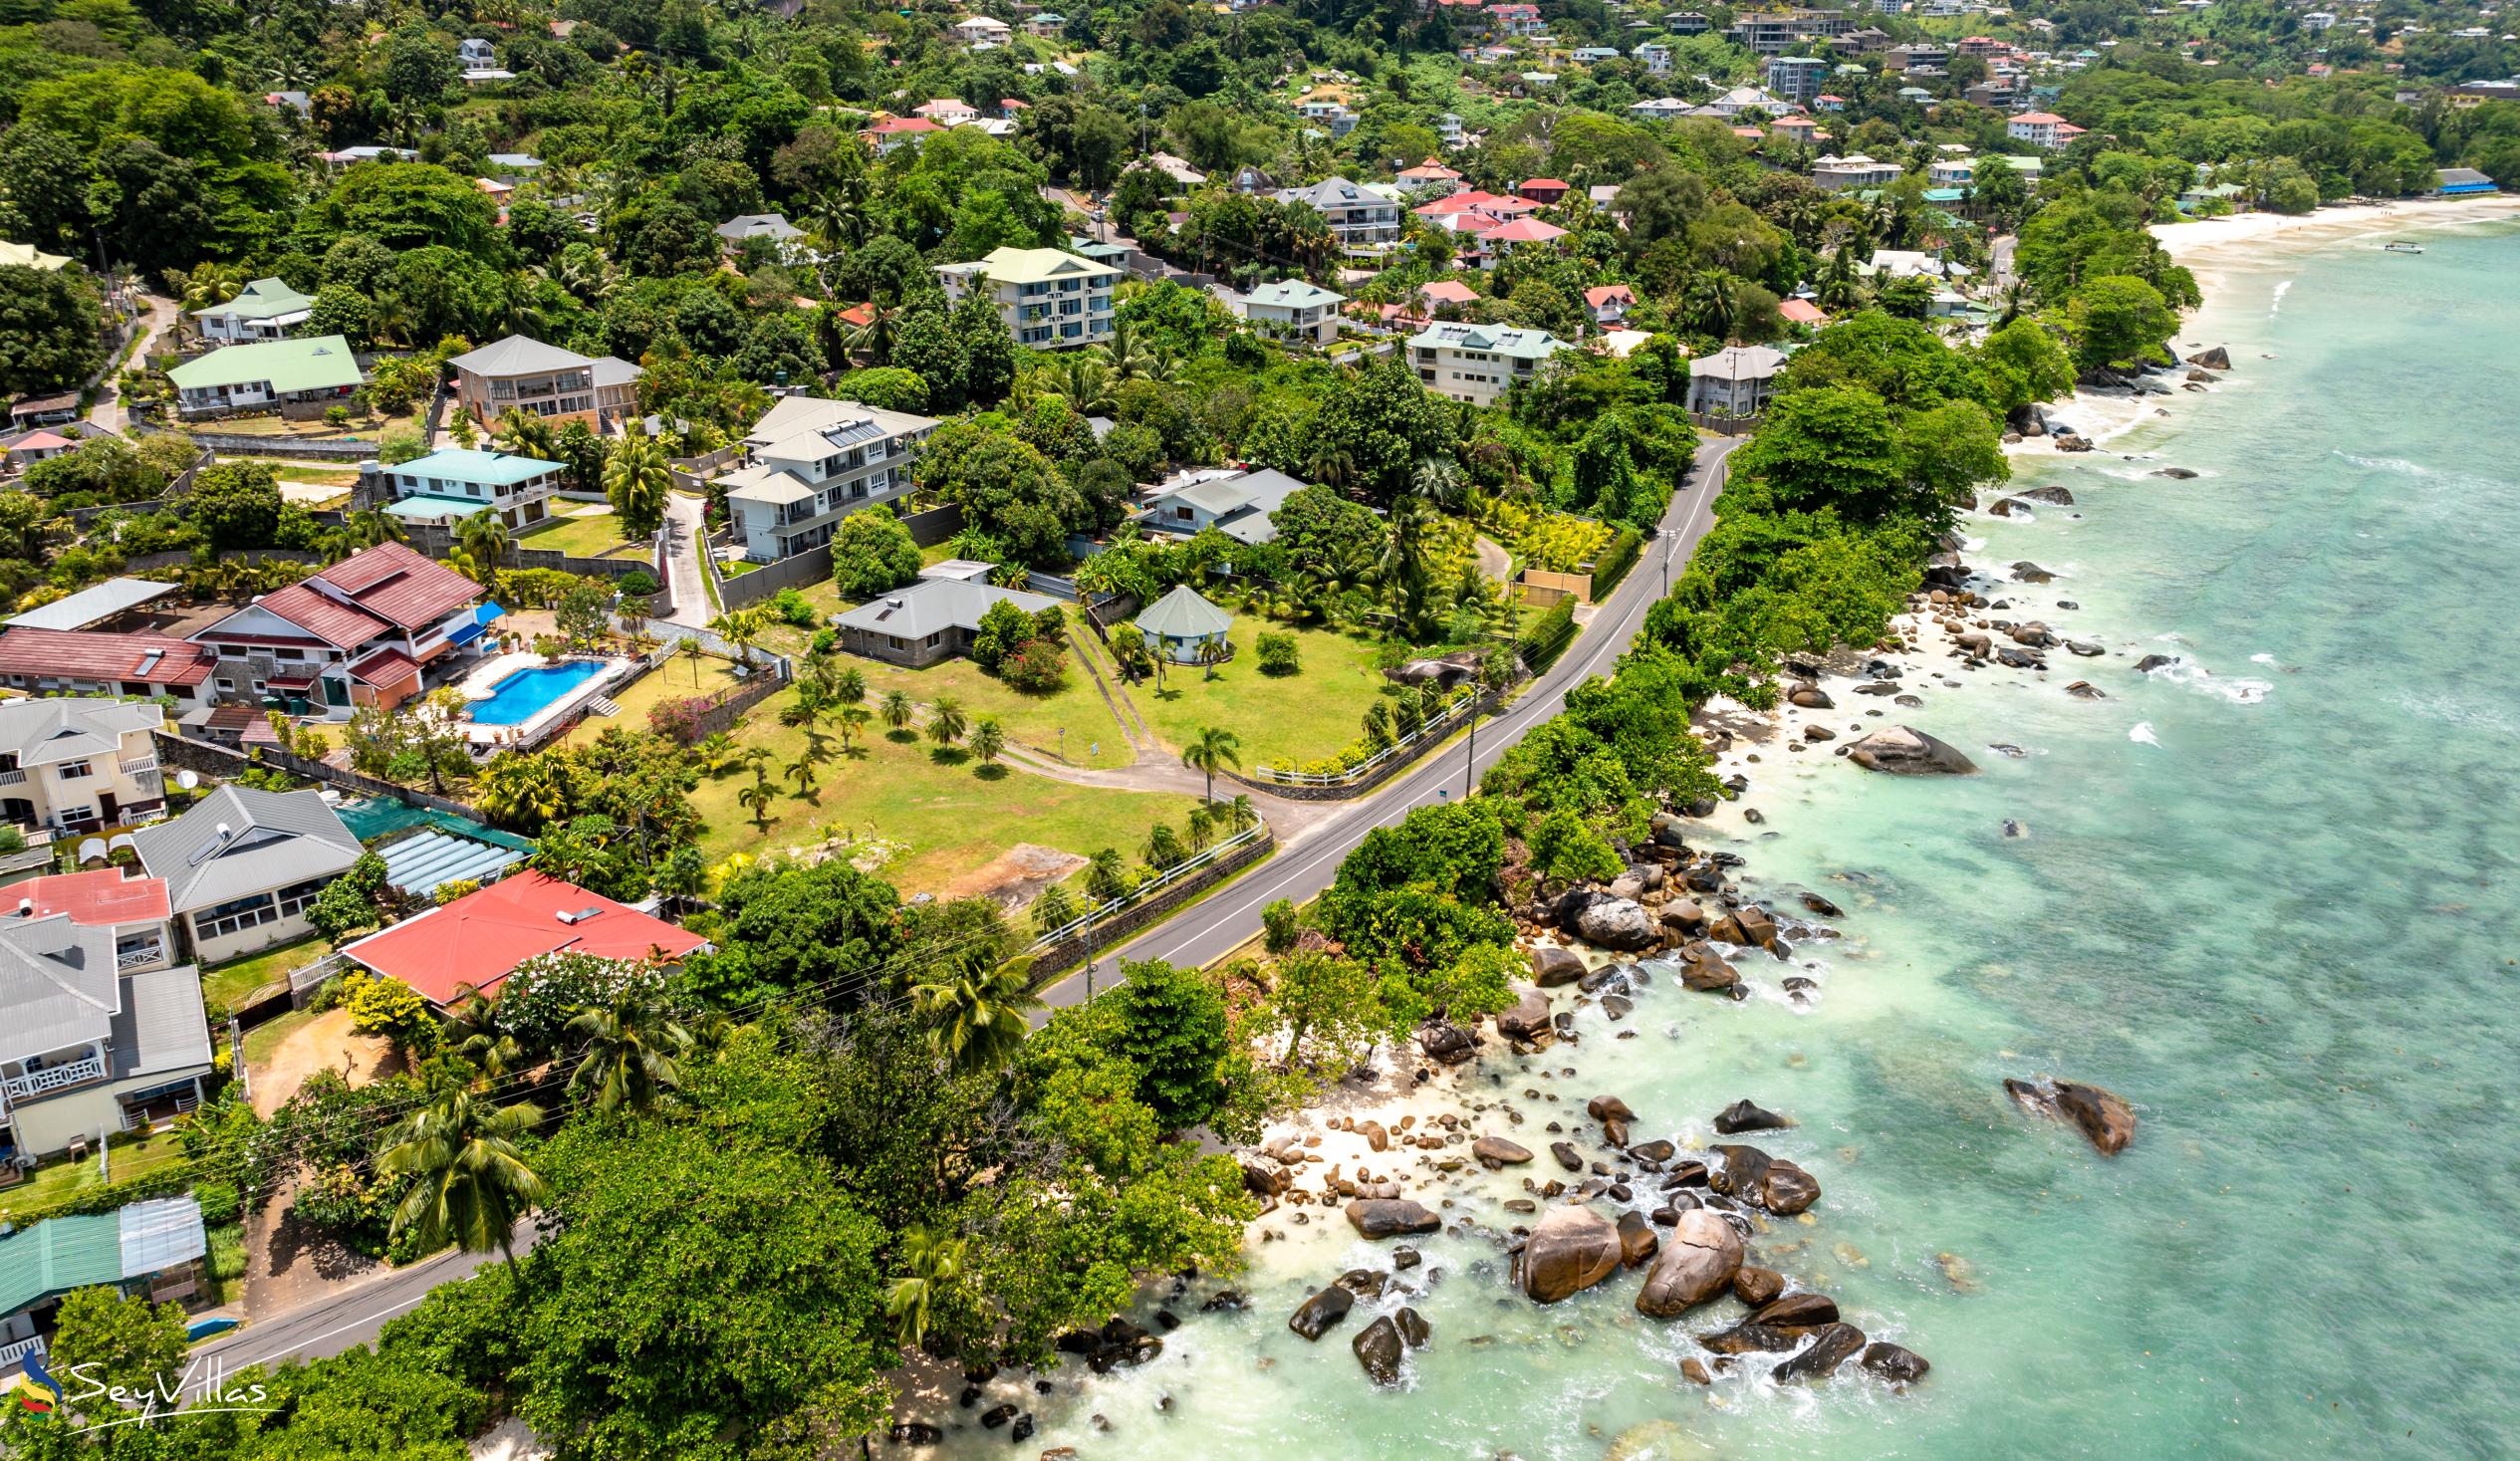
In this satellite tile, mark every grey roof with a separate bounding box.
[131,785,363,915]
[1242,279,1345,310]
[109,963,212,1082]
[446,334,594,378]
[1407,322,1574,362]
[120,1197,207,1277]
[1690,344,1788,381]
[0,912,117,1064]
[834,579,1060,639]
[716,212,805,242]
[1273,177,1392,211]
[0,697,162,768]
[1135,584,1234,639]
[2436,167,2494,186]
[588,355,642,388]
[1146,468,1311,545]
[6,577,178,630]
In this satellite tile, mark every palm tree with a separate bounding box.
[833,666,867,702]
[564,994,692,1113]
[1181,726,1241,804]
[737,774,777,830]
[925,695,967,749]
[696,732,739,776]
[1194,635,1228,681]
[784,753,820,799]
[457,512,513,583]
[837,301,899,365]
[1305,436,1358,497]
[836,703,872,754]
[967,716,1006,769]
[442,995,523,1082]
[1218,793,1258,835]
[1185,804,1214,852]
[377,1088,551,1277]
[680,636,706,686]
[884,1225,969,1348]
[345,507,405,549]
[1099,320,1153,382]
[709,609,765,668]
[881,689,914,733]
[908,949,1041,1074]
[604,435,671,542]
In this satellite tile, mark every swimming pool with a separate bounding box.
[467,661,606,726]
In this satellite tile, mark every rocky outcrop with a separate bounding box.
[1346,1198,1441,1238]
[1675,945,1741,994]
[1713,1098,1791,1135]
[1732,1266,1784,1307]
[1772,1323,1868,1383]
[1635,1209,1742,1318]
[1569,894,1658,952]
[2005,1077,2137,1155]
[1515,1204,1624,1304]
[1351,1315,1404,1386]
[1861,1340,1932,1386]
[1472,1136,1535,1169]
[1529,945,1587,988]
[1394,1307,1430,1349]
[1240,1154,1291,1196]
[1616,1209,1659,1268]
[2015,485,2074,505]
[1417,1021,1477,1065]
[1288,1285,1354,1340]
[1709,1143,1822,1215]
[1847,726,1979,776]
[2185,346,2231,370]
[1495,988,1553,1040]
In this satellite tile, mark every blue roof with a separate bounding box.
[475,603,506,625]
[387,448,564,488]
[377,829,525,899]
[383,494,494,520]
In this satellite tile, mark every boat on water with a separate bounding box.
[2383,240,2424,254]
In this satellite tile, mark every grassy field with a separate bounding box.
[520,510,638,559]
[0,1126,189,1212]
[200,937,328,1013]
[859,644,1135,771]
[690,677,1196,896]
[1125,618,1390,774]
[241,1006,319,1071]
[561,653,748,750]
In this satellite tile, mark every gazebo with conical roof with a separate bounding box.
[1134,584,1233,665]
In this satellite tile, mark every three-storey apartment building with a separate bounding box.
[725,396,941,562]
[935,247,1123,350]
[1406,323,1572,407]
[445,335,643,431]
[1271,177,1402,256]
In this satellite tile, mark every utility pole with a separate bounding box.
[1082,905,1098,1000]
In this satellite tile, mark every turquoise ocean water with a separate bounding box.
[948,218,2520,1459]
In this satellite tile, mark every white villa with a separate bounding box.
[725,396,939,562]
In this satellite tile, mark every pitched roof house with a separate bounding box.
[130,785,363,964]
[187,542,497,718]
[0,882,208,1162]
[0,697,166,834]
[340,870,708,1008]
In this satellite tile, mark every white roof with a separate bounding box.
[1690,344,1787,381]
[6,577,177,630]
[446,334,594,377]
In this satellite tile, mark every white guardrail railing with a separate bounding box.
[1252,690,1479,787]
[1027,824,1266,949]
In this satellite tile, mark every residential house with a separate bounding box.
[130,785,363,964]
[1630,97,1695,122]
[1,426,89,472]
[834,576,1064,667]
[1025,10,1066,35]
[1664,10,1710,33]
[1140,151,1208,187]
[2007,112,2079,148]
[1417,280,1480,317]
[0,870,199,1160]
[1687,343,1786,416]
[1729,8,1849,53]
[486,153,542,186]
[1239,280,1346,348]
[950,14,1012,46]
[1866,248,1969,282]
[1813,153,1904,190]
[1767,56,1830,104]
[0,698,165,833]
[1407,322,1573,407]
[1585,284,1637,327]
[1272,177,1402,256]
[371,447,566,532]
[1473,216,1568,264]
[446,335,642,432]
[1928,157,1975,186]
[191,278,314,344]
[1572,46,1623,63]
[0,1200,207,1373]
[2433,167,2498,196]
[0,631,216,713]
[861,117,945,156]
[1396,156,1465,195]
[1488,3,1544,33]
[185,542,499,718]
[339,870,708,1010]
[723,395,939,562]
[1519,177,1571,204]
[1635,42,1673,73]
[1294,98,1359,136]
[1885,42,1951,72]
[164,336,363,417]
[1138,468,1311,545]
[999,98,1031,122]
[912,97,981,126]
[1708,85,1790,116]
[1135,585,1233,665]
[1814,92,1849,112]
[457,37,512,81]
[935,246,1123,350]
[1778,297,1828,327]
[716,212,812,262]
[1770,116,1824,146]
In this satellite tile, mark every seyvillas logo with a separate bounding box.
[15,1355,277,1435]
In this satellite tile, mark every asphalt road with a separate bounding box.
[195,436,1739,1374]
[1041,432,1740,1004]
[194,1221,535,1373]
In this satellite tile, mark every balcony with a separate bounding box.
[4,1051,108,1100]
[118,941,166,970]
[0,768,22,788]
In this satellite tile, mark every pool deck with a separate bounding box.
[457,651,634,750]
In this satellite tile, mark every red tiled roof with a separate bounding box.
[1778,298,1828,324]
[344,870,710,1006]
[1419,281,1480,304]
[348,645,419,687]
[2011,112,2067,124]
[0,627,215,687]
[316,542,483,632]
[838,303,878,328]
[9,431,74,451]
[1586,284,1636,306]
[1477,217,1568,244]
[12,869,170,926]
[246,582,393,649]
[1520,177,1569,191]
[864,118,943,135]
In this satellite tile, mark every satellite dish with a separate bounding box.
[175,770,199,790]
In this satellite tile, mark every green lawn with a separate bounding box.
[520,510,638,560]
[1125,618,1390,775]
[692,677,1196,896]
[205,1220,248,1307]
[562,653,748,750]
[241,1006,319,1072]
[0,1126,189,1214]
[200,937,329,1015]
[859,641,1135,771]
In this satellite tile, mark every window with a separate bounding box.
[53,806,95,826]
[276,876,329,919]
[55,760,92,780]
[196,891,277,941]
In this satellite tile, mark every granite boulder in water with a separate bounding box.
[1568,893,1659,951]
[1847,726,1979,776]
[1635,1209,1742,1317]
[1515,1204,1624,1304]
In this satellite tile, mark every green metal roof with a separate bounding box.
[1135,584,1233,638]
[0,1211,125,1315]
[198,278,313,322]
[166,335,365,393]
[382,494,495,520]
[387,448,563,488]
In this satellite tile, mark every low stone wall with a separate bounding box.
[1026,824,1277,981]
[153,731,485,821]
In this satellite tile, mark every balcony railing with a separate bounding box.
[0,768,23,787]
[3,1051,108,1099]
[118,942,165,970]
[0,1336,45,1374]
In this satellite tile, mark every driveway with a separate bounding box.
[86,293,174,433]
[659,491,712,626]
